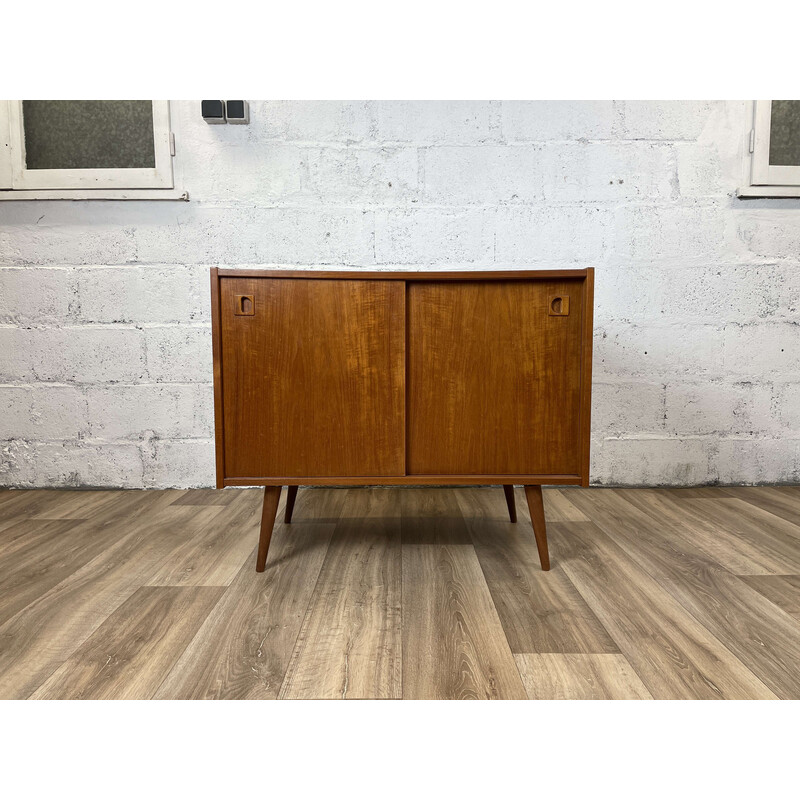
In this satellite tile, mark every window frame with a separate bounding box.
[739,100,800,198]
[0,100,187,201]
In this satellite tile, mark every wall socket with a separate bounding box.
[226,101,249,124]
[201,100,226,124]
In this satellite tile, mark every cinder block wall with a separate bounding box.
[1,101,798,488]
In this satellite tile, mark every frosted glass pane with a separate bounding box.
[769,100,800,166]
[22,100,155,170]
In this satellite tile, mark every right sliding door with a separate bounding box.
[407,279,585,476]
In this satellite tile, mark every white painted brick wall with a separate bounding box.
[614,205,732,266]
[305,147,419,205]
[423,146,546,204]
[1,100,798,487]
[501,101,617,142]
[86,384,212,441]
[663,381,775,437]
[540,143,676,202]
[144,327,212,384]
[142,439,216,488]
[374,208,493,265]
[594,323,726,380]
[591,382,665,437]
[0,267,75,324]
[254,101,371,142]
[592,437,714,486]
[716,439,800,485]
[494,206,612,265]
[0,441,143,487]
[0,327,146,383]
[723,323,800,379]
[775,383,800,432]
[621,101,721,140]
[373,101,499,144]
[0,385,88,440]
[76,266,207,324]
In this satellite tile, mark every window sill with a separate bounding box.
[737,185,800,198]
[0,188,189,201]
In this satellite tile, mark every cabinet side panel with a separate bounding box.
[407,279,584,476]
[210,268,225,488]
[220,278,405,478]
[579,268,595,486]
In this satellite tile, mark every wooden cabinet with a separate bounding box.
[211,268,594,572]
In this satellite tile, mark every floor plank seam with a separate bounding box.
[148,580,238,700]
[565,492,787,699]
[4,486,800,700]
[467,534,533,697]
[277,494,341,699]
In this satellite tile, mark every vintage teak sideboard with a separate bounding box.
[210,268,595,572]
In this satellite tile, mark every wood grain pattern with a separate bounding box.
[210,270,593,488]
[5,490,166,522]
[555,521,777,699]
[662,487,739,499]
[0,518,85,559]
[686,496,800,551]
[524,485,550,570]
[280,489,402,699]
[540,488,590,522]
[31,587,224,700]
[685,495,800,542]
[3,485,799,700]
[154,489,345,700]
[170,488,239,506]
[0,494,217,699]
[220,277,405,478]
[617,491,800,575]
[398,488,473,546]
[400,490,527,700]
[256,486,282,571]
[457,487,618,655]
[27,489,130,520]
[515,653,653,700]
[567,489,800,699]
[0,492,194,630]
[0,518,95,627]
[0,488,114,521]
[147,489,265,586]
[407,279,584,476]
[719,486,800,527]
[739,575,800,621]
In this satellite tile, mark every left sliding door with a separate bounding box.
[219,278,405,479]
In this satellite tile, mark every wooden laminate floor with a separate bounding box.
[1,485,799,700]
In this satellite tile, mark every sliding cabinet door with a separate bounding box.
[220,278,405,479]
[407,279,584,476]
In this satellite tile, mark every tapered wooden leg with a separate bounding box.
[284,485,299,523]
[502,484,517,523]
[256,486,282,572]
[524,485,550,571]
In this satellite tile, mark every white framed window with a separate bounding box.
[0,100,186,200]
[739,100,800,198]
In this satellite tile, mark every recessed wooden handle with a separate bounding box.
[234,295,255,316]
[549,295,569,316]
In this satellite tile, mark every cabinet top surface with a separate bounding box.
[215,268,593,281]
